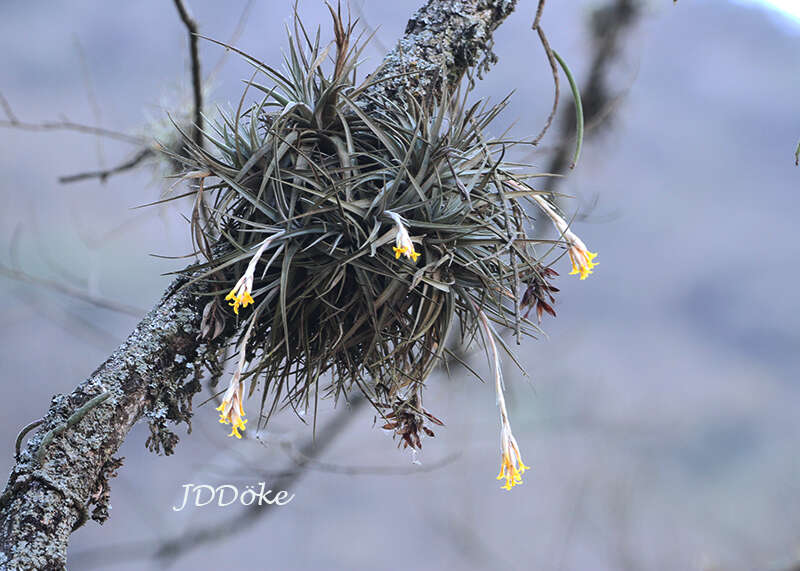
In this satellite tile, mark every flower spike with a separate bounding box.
[506,180,598,280]
[225,230,286,314]
[216,369,247,438]
[474,305,530,490]
[216,310,260,438]
[386,211,421,263]
[533,192,597,280]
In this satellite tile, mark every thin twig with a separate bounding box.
[74,37,106,168]
[0,91,143,144]
[351,0,388,54]
[58,148,154,184]
[153,395,366,564]
[0,92,19,122]
[538,0,641,197]
[0,262,145,317]
[526,91,629,156]
[206,0,255,83]
[530,0,559,146]
[14,420,44,462]
[35,392,112,466]
[279,441,460,476]
[555,471,590,571]
[172,0,204,148]
[0,117,143,144]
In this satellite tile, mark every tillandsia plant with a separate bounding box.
[166,7,597,491]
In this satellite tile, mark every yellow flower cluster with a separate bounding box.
[568,245,598,280]
[216,373,247,438]
[497,427,530,490]
[505,180,598,281]
[225,276,254,314]
[387,211,421,263]
[393,245,420,262]
[223,231,285,315]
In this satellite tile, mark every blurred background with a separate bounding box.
[1,1,798,569]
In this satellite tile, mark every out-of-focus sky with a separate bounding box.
[748,0,800,22]
[1,1,799,570]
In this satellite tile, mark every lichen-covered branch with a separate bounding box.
[0,1,518,568]
[0,278,218,570]
[362,0,517,103]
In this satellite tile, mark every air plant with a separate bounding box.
[164,6,596,490]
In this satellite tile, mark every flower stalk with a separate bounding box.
[505,180,598,280]
[225,231,286,314]
[386,211,421,263]
[475,307,530,490]
[216,312,259,438]
[530,192,597,280]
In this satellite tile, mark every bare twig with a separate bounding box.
[0,117,143,144]
[69,397,365,569]
[58,148,154,184]
[540,0,641,194]
[74,37,106,168]
[172,0,204,148]
[0,91,143,144]
[206,0,255,83]
[351,0,388,54]
[0,91,18,122]
[155,394,366,564]
[527,91,630,156]
[0,261,145,317]
[14,420,44,462]
[530,0,560,146]
[277,438,460,476]
[70,399,460,567]
[555,471,590,571]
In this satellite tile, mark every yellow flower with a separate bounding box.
[387,211,421,263]
[224,231,285,314]
[216,371,247,439]
[525,188,598,280]
[568,245,598,280]
[474,306,531,491]
[215,313,260,439]
[225,275,254,315]
[497,424,530,490]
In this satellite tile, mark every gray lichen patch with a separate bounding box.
[363,0,517,103]
[0,277,224,569]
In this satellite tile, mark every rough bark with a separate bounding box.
[0,1,517,568]
[0,278,216,570]
[363,0,517,103]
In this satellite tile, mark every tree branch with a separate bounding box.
[0,277,217,569]
[0,261,146,317]
[0,1,518,567]
[58,148,154,185]
[172,0,204,149]
[362,0,517,103]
